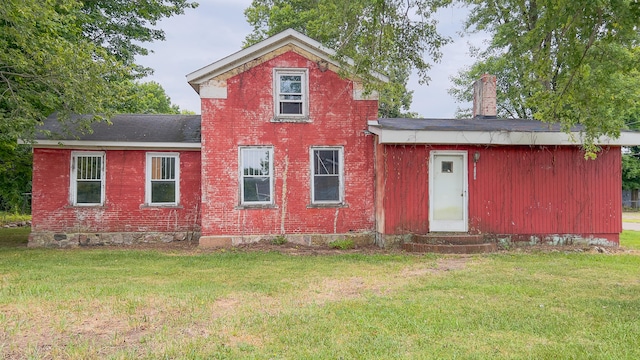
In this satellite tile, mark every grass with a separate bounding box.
[0,226,29,248]
[620,230,640,250]
[0,227,639,359]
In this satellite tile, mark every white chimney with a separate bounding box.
[472,74,497,119]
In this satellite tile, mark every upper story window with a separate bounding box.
[240,146,274,205]
[146,153,180,206]
[71,151,105,206]
[310,147,344,205]
[274,68,308,121]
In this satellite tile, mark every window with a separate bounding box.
[274,69,308,119]
[146,153,179,206]
[71,151,105,206]
[240,147,274,205]
[311,147,343,204]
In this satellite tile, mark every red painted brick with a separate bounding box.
[200,51,378,237]
[32,149,201,233]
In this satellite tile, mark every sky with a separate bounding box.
[136,1,487,118]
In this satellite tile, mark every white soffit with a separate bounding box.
[367,121,640,146]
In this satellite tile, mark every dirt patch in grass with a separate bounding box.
[119,239,638,256]
[110,238,396,256]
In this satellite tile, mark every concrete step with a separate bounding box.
[412,233,486,245]
[402,242,497,254]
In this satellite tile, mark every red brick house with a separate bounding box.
[27,30,640,248]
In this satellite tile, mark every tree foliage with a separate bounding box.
[116,81,183,114]
[244,0,449,117]
[0,0,196,142]
[0,0,196,212]
[448,0,640,156]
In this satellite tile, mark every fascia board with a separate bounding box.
[368,126,640,146]
[27,139,202,150]
[186,29,387,91]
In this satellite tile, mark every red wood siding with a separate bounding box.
[31,148,201,233]
[200,51,378,236]
[376,144,622,239]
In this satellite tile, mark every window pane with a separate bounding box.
[314,176,339,201]
[76,181,102,204]
[151,181,176,203]
[243,177,271,202]
[314,150,339,175]
[151,157,175,180]
[280,75,302,94]
[243,149,270,176]
[280,102,302,115]
[77,156,102,180]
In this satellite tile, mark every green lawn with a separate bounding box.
[0,228,639,359]
[620,229,640,250]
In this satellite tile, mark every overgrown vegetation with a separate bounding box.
[1,228,638,358]
[271,235,288,245]
[0,212,31,227]
[328,238,355,250]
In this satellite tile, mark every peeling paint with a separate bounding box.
[280,154,289,234]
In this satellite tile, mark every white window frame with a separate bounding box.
[239,146,274,206]
[70,151,105,206]
[310,146,344,205]
[145,152,180,206]
[273,68,309,120]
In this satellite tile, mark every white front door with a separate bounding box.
[429,151,468,232]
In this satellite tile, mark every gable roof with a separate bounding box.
[30,114,201,150]
[369,118,640,146]
[186,28,388,94]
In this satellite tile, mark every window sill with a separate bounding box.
[235,204,277,210]
[307,203,348,209]
[271,117,311,123]
[140,204,183,209]
[65,204,107,209]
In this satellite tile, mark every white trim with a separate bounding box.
[368,121,640,146]
[239,146,274,206]
[28,140,201,150]
[273,68,309,120]
[429,151,468,232]
[200,80,228,99]
[145,152,180,206]
[70,151,105,206]
[186,28,388,93]
[310,146,345,205]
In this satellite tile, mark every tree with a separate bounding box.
[0,0,196,212]
[244,0,450,117]
[116,81,182,114]
[0,0,197,142]
[448,0,640,156]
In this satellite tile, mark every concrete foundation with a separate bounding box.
[199,232,375,248]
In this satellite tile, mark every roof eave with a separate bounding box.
[186,29,388,93]
[367,123,640,146]
[26,139,202,150]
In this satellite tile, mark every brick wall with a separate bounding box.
[200,51,378,237]
[31,149,201,235]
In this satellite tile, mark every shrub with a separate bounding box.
[271,235,288,245]
[328,238,355,250]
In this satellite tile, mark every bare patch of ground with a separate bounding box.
[97,238,639,256]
